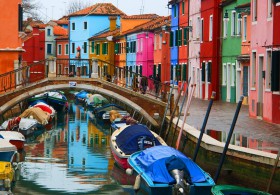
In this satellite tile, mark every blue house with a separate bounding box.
[68,3,125,76]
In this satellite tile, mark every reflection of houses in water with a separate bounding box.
[206,129,278,154]
[68,104,112,183]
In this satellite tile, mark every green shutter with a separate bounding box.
[170,31,174,47]
[182,2,185,14]
[140,65,143,76]
[129,66,132,77]
[202,62,205,82]
[271,51,280,91]
[106,43,108,54]
[171,65,174,80]
[175,30,178,46]
[153,65,157,78]
[125,66,128,77]
[126,42,130,53]
[158,64,161,78]
[178,29,182,46]
[183,28,188,45]
[91,41,94,53]
[182,64,186,81]
[208,62,212,82]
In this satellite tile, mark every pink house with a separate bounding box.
[250,0,280,124]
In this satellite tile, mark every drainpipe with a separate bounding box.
[187,0,190,80]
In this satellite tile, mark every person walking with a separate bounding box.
[140,76,148,94]
[154,74,161,98]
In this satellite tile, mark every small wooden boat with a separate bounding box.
[211,185,271,195]
[128,145,215,195]
[0,131,25,150]
[110,124,166,171]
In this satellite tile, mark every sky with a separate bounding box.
[36,0,170,22]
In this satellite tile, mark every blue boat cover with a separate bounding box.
[75,90,88,99]
[135,145,207,184]
[116,125,162,155]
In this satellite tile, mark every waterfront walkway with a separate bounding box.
[181,97,280,150]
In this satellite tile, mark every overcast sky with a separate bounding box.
[37,0,170,22]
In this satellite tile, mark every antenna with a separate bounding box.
[140,0,144,14]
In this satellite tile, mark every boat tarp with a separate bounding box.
[116,125,162,155]
[19,107,50,125]
[75,90,88,99]
[135,145,207,184]
[94,103,123,114]
[87,94,109,106]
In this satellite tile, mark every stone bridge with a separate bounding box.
[0,77,168,130]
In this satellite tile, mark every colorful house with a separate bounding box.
[188,0,201,98]
[68,3,125,76]
[221,0,250,103]
[249,0,280,124]
[56,35,69,76]
[154,17,171,83]
[22,25,45,65]
[0,0,24,75]
[200,0,221,100]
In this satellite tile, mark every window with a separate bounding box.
[71,22,75,30]
[242,16,247,41]
[71,43,75,54]
[182,1,185,15]
[196,17,200,39]
[84,21,87,30]
[140,38,143,51]
[126,42,130,53]
[114,42,119,54]
[96,43,100,55]
[202,62,205,82]
[253,0,257,22]
[231,63,235,86]
[47,29,51,36]
[175,30,179,46]
[102,42,108,55]
[183,28,188,45]
[209,15,213,41]
[207,62,212,82]
[178,29,182,46]
[271,51,280,91]
[58,44,62,55]
[65,44,69,55]
[91,41,94,53]
[47,44,52,54]
[200,18,204,42]
[159,33,162,49]
[174,5,177,17]
[189,19,192,39]
[83,42,87,53]
[223,63,227,85]
[266,50,272,89]
[170,31,174,47]
[18,4,23,31]
[223,17,229,38]
[154,35,157,50]
[231,11,236,36]
[268,0,272,18]
[251,52,256,87]
[236,14,242,36]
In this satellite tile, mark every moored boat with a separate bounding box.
[211,185,271,195]
[110,124,166,171]
[128,145,215,195]
[32,102,56,119]
[19,107,50,125]
[0,131,25,150]
[74,90,89,104]
[85,94,109,108]
[1,118,39,137]
[93,103,124,118]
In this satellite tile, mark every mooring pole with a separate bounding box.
[193,91,216,162]
[214,96,244,183]
[159,84,174,137]
[266,148,280,193]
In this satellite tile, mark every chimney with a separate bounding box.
[109,16,117,31]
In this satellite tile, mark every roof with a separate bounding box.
[55,35,69,40]
[89,28,120,40]
[53,26,68,36]
[122,14,159,20]
[123,16,171,35]
[69,3,126,17]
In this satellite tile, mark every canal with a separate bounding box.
[13,103,135,195]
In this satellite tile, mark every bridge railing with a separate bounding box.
[0,60,47,94]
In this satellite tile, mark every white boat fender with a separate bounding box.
[126,168,133,175]
[133,174,141,190]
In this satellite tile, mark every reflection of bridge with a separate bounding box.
[0,59,170,130]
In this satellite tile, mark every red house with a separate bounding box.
[200,0,221,100]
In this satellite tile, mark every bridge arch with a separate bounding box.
[0,78,163,129]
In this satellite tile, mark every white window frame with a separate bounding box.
[223,63,227,85]
[236,13,242,36]
[267,0,272,18]
[189,19,193,39]
[251,51,257,88]
[65,44,69,55]
[209,15,213,41]
[57,44,62,55]
[196,17,200,39]
[265,50,272,90]
[231,11,236,36]
[242,15,247,41]
[223,18,228,38]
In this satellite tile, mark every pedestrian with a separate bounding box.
[154,74,161,97]
[106,74,112,82]
[140,76,148,94]
[132,75,139,92]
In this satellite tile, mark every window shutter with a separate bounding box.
[171,65,174,80]
[136,66,139,74]
[271,51,280,91]
[126,42,130,53]
[158,64,161,78]
[91,42,95,53]
[125,66,128,77]
[175,30,178,46]
[208,62,212,82]
[202,62,205,82]
[170,31,174,47]
[179,29,182,46]
[140,66,143,76]
[183,28,188,45]
[129,66,132,77]
[182,64,187,81]
[153,65,157,78]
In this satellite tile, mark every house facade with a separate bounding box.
[249,0,280,124]
[0,0,24,75]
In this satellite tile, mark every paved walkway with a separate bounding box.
[177,97,280,150]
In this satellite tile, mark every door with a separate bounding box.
[257,56,264,117]
[236,62,241,103]
[205,62,208,100]
[243,66,249,97]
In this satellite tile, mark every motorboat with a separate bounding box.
[0,131,25,150]
[110,124,166,171]
[211,185,271,195]
[1,118,39,137]
[32,102,56,119]
[19,107,50,125]
[74,90,89,104]
[128,145,215,195]
[93,103,124,118]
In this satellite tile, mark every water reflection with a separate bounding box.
[15,103,132,194]
[206,129,279,154]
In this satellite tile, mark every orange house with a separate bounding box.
[0,0,24,74]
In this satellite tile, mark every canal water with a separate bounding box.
[13,103,135,195]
